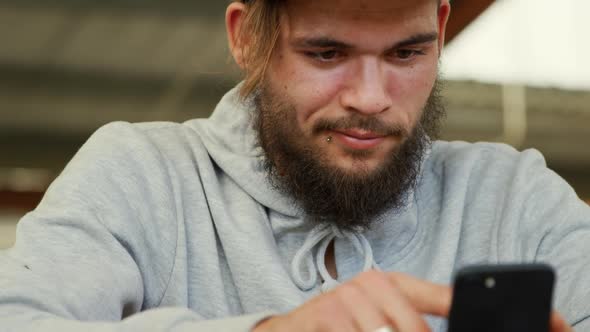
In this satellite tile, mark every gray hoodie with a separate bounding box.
[1,86,589,331]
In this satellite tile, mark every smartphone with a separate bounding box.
[447,264,555,332]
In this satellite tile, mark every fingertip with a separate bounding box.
[550,311,569,332]
[387,272,452,317]
[439,286,453,316]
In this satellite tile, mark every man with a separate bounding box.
[0,0,587,331]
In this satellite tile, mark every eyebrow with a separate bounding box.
[392,32,439,49]
[292,37,353,50]
[291,32,439,51]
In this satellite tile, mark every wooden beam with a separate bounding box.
[0,190,43,212]
[446,0,496,43]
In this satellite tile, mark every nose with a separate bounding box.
[339,57,392,115]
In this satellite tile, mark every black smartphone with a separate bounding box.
[447,264,555,332]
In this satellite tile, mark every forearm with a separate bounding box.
[0,305,273,332]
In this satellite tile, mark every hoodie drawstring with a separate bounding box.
[290,224,380,293]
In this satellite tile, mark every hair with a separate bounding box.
[234,0,284,99]
[234,0,443,99]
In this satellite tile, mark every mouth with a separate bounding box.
[331,129,388,150]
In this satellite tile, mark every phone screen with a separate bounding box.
[447,264,555,332]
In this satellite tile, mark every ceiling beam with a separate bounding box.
[0,190,43,212]
[4,0,494,42]
[446,0,496,43]
[0,0,227,18]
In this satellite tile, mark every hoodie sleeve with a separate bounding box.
[506,149,590,328]
[0,122,272,332]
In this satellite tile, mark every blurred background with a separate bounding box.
[1,0,589,248]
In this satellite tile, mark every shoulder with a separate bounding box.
[421,141,582,221]
[419,140,562,213]
[52,120,212,207]
[89,120,203,148]
[81,121,208,165]
[429,140,546,168]
[426,140,547,182]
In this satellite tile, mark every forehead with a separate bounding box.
[281,0,439,37]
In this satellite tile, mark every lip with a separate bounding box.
[331,129,387,150]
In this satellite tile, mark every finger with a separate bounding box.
[387,272,452,317]
[336,282,391,332]
[289,294,356,332]
[550,311,573,332]
[352,270,431,332]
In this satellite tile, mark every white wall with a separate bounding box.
[0,212,23,249]
[443,0,590,90]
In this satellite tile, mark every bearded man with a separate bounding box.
[0,0,587,331]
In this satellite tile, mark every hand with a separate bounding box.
[551,312,574,332]
[254,270,452,332]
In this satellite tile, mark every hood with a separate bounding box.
[185,85,302,218]
[184,85,429,292]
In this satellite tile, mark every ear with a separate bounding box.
[226,2,248,69]
[436,0,451,55]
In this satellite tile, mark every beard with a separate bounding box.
[253,78,445,231]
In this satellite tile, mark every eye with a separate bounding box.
[395,49,425,60]
[306,50,342,62]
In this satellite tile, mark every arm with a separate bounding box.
[511,150,590,330]
[0,122,271,332]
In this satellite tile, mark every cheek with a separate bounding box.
[275,59,347,129]
[388,64,437,125]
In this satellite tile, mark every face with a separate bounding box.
[266,0,444,173]
[251,0,449,228]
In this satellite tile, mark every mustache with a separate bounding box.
[312,115,409,137]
